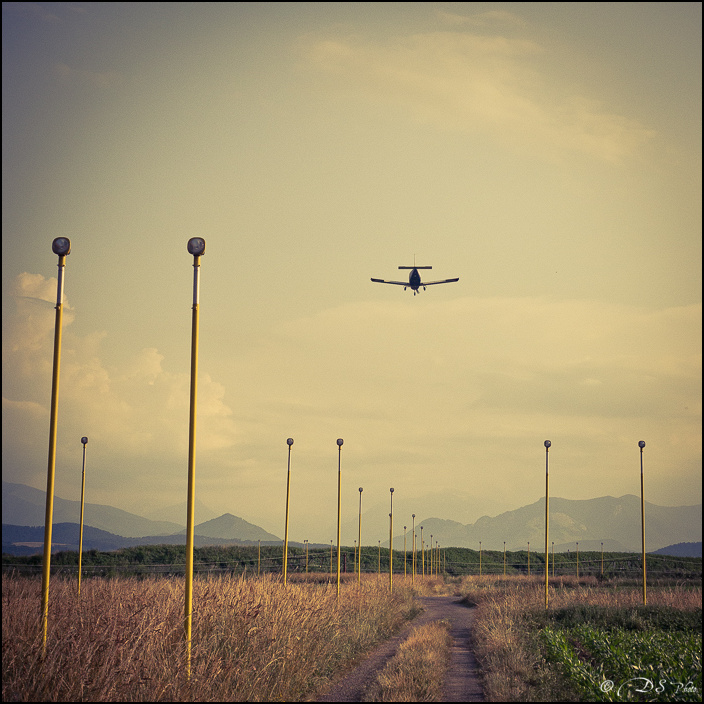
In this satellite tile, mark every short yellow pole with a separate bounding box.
[479,541,482,576]
[403,526,407,578]
[357,487,363,583]
[184,238,205,681]
[576,542,579,579]
[41,240,70,656]
[639,441,647,605]
[420,526,424,577]
[389,488,394,592]
[336,439,343,598]
[258,540,261,576]
[283,439,293,585]
[411,514,416,584]
[77,437,88,597]
[544,440,551,610]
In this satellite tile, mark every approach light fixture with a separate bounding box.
[287,438,294,446]
[544,440,551,449]
[81,436,88,446]
[337,438,344,446]
[187,237,206,256]
[52,237,71,256]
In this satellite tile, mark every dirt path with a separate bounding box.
[315,596,484,702]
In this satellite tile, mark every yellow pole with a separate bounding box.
[185,238,205,681]
[420,526,424,577]
[552,542,554,577]
[389,488,394,593]
[354,541,357,577]
[503,541,506,576]
[41,242,70,656]
[305,540,309,573]
[336,439,343,598]
[639,441,647,605]
[403,526,407,578]
[601,542,604,577]
[411,514,416,584]
[258,540,261,576]
[544,440,551,610]
[77,437,88,597]
[358,487,363,584]
[479,542,482,576]
[576,542,579,579]
[378,541,380,574]
[430,535,433,576]
[330,540,333,577]
[283,439,293,585]
[527,542,530,577]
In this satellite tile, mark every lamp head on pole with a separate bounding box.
[544,440,551,449]
[81,437,88,446]
[187,238,206,256]
[359,487,363,493]
[286,438,294,446]
[336,438,344,447]
[638,440,646,449]
[390,487,394,494]
[52,237,71,256]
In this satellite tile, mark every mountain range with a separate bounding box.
[2,481,700,556]
[384,495,701,553]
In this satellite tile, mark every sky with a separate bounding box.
[2,2,701,545]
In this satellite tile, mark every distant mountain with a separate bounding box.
[187,513,280,542]
[2,481,182,538]
[652,542,702,558]
[2,514,282,556]
[386,495,701,553]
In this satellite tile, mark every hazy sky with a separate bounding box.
[2,2,701,544]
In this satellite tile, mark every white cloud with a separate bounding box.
[301,29,655,163]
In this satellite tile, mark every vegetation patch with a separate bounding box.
[363,620,453,702]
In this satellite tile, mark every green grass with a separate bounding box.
[536,607,702,702]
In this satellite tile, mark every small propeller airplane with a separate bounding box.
[371,259,459,296]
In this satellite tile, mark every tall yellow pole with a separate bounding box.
[41,239,70,657]
[358,487,363,584]
[389,488,394,592]
[336,439,343,598]
[184,237,205,681]
[77,437,88,597]
[503,541,506,576]
[601,542,604,577]
[430,535,433,575]
[544,440,551,610]
[639,441,647,605]
[411,514,416,584]
[283,439,293,585]
[527,542,530,577]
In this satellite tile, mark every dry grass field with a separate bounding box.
[2,572,419,702]
[3,571,701,702]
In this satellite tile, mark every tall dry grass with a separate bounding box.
[456,575,702,702]
[2,572,419,702]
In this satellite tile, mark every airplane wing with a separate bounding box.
[421,278,459,286]
[371,278,409,286]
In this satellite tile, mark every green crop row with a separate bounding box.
[541,624,702,702]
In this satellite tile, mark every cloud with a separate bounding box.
[301,29,655,163]
[3,273,238,465]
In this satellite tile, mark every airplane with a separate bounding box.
[371,261,459,296]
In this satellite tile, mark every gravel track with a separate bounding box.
[314,596,484,702]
